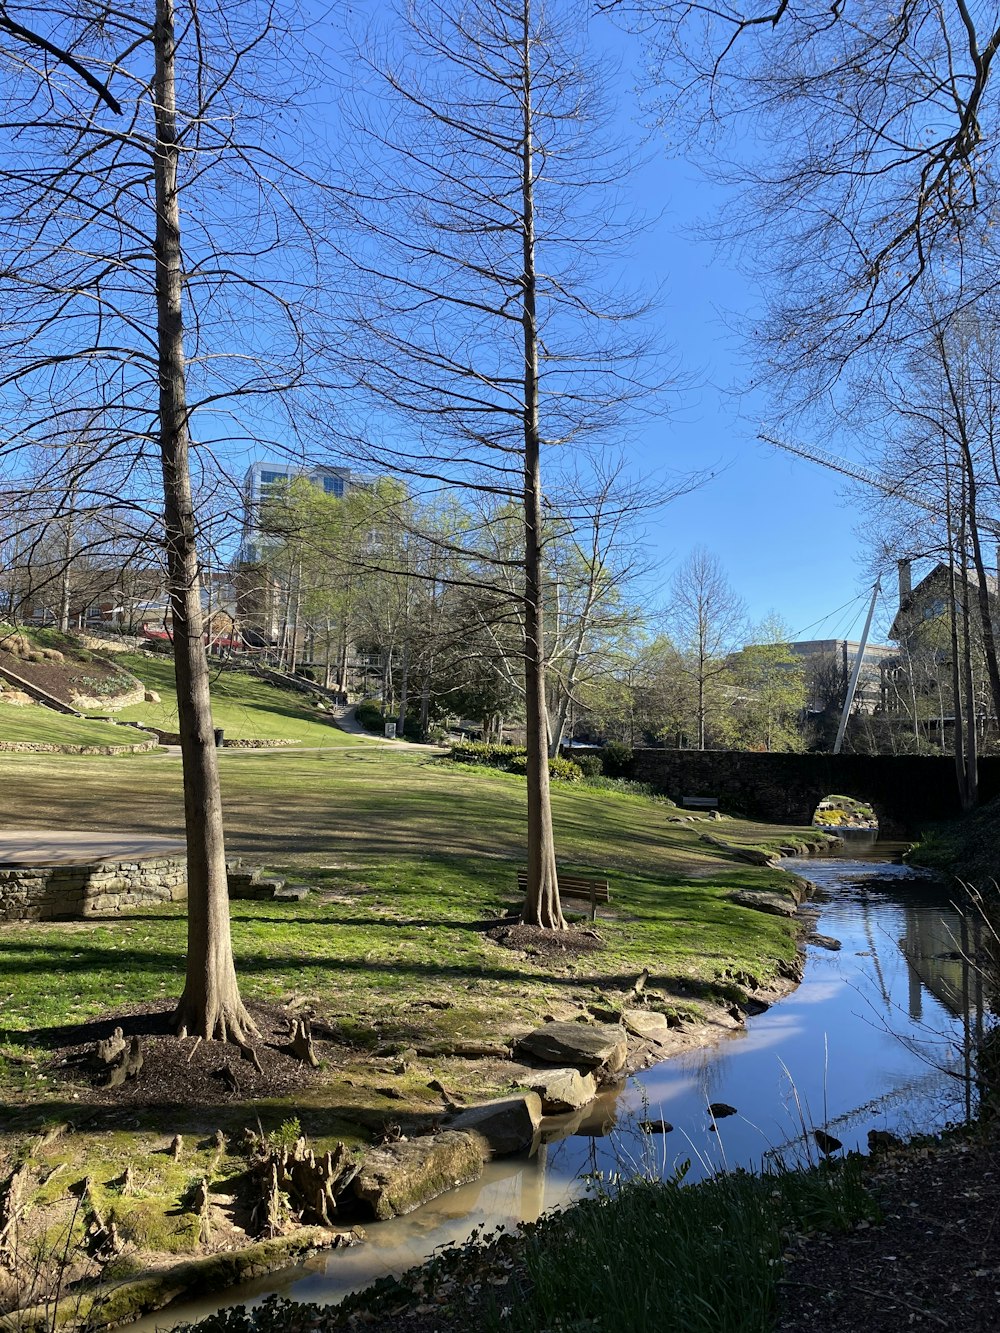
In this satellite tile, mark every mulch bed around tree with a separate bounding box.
[484,921,606,958]
[42,1001,323,1107]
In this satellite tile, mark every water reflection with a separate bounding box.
[134,851,982,1329]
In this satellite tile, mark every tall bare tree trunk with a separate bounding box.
[153,0,256,1043]
[397,641,410,736]
[59,480,75,633]
[937,329,1000,733]
[958,505,979,808]
[519,0,564,930]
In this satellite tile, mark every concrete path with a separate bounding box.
[141,707,447,757]
[0,830,186,866]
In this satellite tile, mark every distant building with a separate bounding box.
[883,557,999,734]
[787,638,896,714]
[239,460,372,563]
[888,556,999,646]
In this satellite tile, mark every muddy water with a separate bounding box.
[135,840,979,1327]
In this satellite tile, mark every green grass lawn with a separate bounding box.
[0,742,819,1299]
[0,704,150,748]
[111,653,367,746]
[0,746,806,1051]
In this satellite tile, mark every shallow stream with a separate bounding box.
[134,835,981,1328]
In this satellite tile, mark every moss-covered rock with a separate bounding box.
[352,1131,486,1221]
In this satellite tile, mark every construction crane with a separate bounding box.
[758,431,1000,536]
[759,429,1000,753]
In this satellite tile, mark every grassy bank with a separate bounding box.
[0,706,150,748]
[0,738,824,1323]
[909,796,1000,887]
[108,654,362,747]
[0,747,807,1069]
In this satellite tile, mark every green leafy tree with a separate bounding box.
[719,618,806,752]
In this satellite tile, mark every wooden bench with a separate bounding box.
[681,795,719,810]
[516,869,610,921]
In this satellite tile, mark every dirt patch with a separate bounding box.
[485,921,606,959]
[776,1130,1000,1332]
[43,1001,323,1107]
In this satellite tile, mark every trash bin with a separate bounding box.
[214,728,225,748]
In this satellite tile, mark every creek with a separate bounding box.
[133,834,981,1329]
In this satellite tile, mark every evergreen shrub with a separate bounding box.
[601,741,634,777]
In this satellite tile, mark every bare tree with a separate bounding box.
[336,0,663,927]
[625,0,1000,398]
[0,0,328,1042]
[667,547,746,749]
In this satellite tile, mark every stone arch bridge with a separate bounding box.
[629,749,1000,837]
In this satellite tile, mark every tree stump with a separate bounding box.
[283,1018,319,1067]
[0,1164,30,1269]
[113,1165,136,1195]
[105,1036,144,1088]
[94,1027,126,1067]
[244,1130,360,1235]
[192,1176,212,1245]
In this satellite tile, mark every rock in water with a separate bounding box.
[638,1119,673,1134]
[525,1067,598,1114]
[813,1128,843,1157]
[448,1095,542,1156]
[352,1131,486,1221]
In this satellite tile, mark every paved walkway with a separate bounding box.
[0,830,186,866]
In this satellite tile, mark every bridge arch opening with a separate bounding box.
[813,793,879,834]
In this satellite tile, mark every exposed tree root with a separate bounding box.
[173,995,261,1045]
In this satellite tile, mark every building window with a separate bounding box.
[323,476,345,497]
[260,470,285,486]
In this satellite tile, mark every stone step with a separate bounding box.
[273,884,310,901]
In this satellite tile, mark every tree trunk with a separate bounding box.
[153,0,257,1044]
[420,672,431,738]
[59,485,75,633]
[397,641,410,735]
[959,517,979,808]
[518,0,564,930]
[939,329,1000,731]
[289,554,303,673]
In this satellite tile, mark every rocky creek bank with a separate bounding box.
[1,840,823,1332]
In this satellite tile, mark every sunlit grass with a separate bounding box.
[111,653,365,745]
[0,706,150,747]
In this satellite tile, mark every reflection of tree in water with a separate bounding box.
[898,901,978,1019]
[896,893,989,1123]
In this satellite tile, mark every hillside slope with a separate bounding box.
[113,652,364,745]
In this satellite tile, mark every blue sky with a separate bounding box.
[292,0,890,646]
[582,11,889,644]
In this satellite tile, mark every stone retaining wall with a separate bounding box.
[0,856,187,920]
[70,683,146,711]
[0,739,159,755]
[151,730,296,749]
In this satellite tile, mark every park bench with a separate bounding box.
[516,868,610,921]
[681,795,719,810]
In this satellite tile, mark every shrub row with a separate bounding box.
[449,740,585,782]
